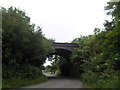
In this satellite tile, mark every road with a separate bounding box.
[42,72,58,78]
[22,73,86,88]
[22,78,84,88]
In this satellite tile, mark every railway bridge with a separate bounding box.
[51,42,79,59]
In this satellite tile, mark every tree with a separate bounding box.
[2,7,52,79]
[70,2,120,88]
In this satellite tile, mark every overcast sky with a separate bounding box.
[1,0,111,43]
[1,0,118,66]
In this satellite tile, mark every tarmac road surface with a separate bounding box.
[21,73,86,89]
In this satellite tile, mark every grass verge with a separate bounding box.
[80,71,120,88]
[2,75,48,88]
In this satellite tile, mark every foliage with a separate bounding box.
[2,7,52,67]
[2,7,52,88]
[2,1,120,88]
[2,75,48,88]
[45,55,77,77]
[45,55,60,74]
[70,2,120,88]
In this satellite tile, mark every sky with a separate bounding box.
[1,0,111,66]
[1,0,111,43]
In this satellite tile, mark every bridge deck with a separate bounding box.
[52,42,79,53]
[53,42,79,47]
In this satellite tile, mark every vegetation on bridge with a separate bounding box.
[2,7,53,88]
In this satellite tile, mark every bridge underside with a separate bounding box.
[49,42,79,59]
[47,43,79,77]
[51,49,72,59]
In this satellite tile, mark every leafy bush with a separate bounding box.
[2,7,52,88]
[81,71,99,84]
[71,2,120,88]
[19,64,42,79]
[2,75,48,88]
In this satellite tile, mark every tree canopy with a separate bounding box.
[2,7,53,86]
[70,2,120,88]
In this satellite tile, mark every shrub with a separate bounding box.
[19,64,42,79]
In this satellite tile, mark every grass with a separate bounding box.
[2,75,48,88]
[80,71,120,88]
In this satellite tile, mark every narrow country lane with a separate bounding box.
[22,78,84,88]
[21,73,86,88]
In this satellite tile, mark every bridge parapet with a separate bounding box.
[52,42,79,52]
